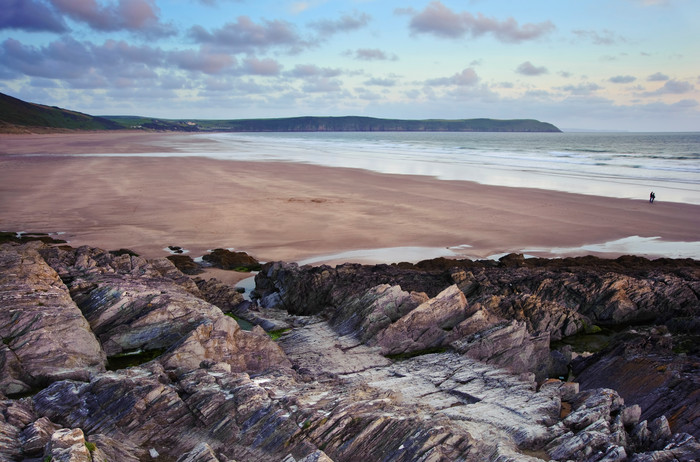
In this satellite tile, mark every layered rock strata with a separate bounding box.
[0,242,106,395]
[254,258,700,439]
[0,241,698,461]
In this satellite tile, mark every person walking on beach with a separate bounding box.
[649,191,656,203]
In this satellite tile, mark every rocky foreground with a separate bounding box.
[1,241,699,461]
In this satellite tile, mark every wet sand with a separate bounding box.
[1,131,699,264]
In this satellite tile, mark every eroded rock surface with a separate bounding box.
[39,244,222,356]
[255,256,700,440]
[0,242,698,461]
[0,242,106,395]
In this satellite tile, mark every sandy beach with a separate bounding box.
[1,131,699,265]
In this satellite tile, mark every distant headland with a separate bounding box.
[0,91,561,133]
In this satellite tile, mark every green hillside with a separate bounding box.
[0,92,123,131]
[1,92,561,133]
[106,115,562,133]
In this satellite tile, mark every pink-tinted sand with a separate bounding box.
[1,131,698,265]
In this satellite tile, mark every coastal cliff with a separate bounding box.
[1,91,561,133]
[1,240,698,461]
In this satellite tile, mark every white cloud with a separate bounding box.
[405,1,554,43]
[516,61,548,76]
[609,75,636,84]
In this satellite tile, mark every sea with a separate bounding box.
[177,131,700,206]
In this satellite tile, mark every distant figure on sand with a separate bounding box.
[649,191,656,203]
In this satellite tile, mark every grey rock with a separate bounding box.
[159,316,291,373]
[86,434,143,462]
[331,284,428,341]
[39,244,224,357]
[0,243,106,394]
[298,450,335,462]
[629,432,700,461]
[194,277,245,314]
[19,415,61,456]
[451,320,551,380]
[572,327,700,438]
[176,442,221,462]
[46,428,91,462]
[621,404,642,428]
[374,285,468,355]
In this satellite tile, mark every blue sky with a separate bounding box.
[1,0,698,131]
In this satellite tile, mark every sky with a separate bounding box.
[1,0,699,131]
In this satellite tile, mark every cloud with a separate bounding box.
[189,17,306,53]
[243,57,282,76]
[426,68,479,86]
[647,72,669,81]
[609,75,636,84]
[48,0,175,37]
[288,64,342,78]
[170,48,236,75]
[355,87,383,101]
[349,48,397,61]
[0,37,90,79]
[302,77,343,93]
[642,79,695,96]
[309,11,370,36]
[0,36,169,82]
[495,81,514,89]
[364,77,397,87]
[0,0,67,33]
[572,29,626,45]
[516,61,548,76]
[405,1,554,43]
[557,83,603,95]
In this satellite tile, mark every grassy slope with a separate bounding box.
[0,92,561,133]
[0,92,123,131]
[106,115,562,132]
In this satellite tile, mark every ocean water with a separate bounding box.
[187,131,700,205]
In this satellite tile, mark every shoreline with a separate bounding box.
[1,132,699,264]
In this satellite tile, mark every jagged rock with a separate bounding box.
[0,242,106,395]
[621,404,642,428]
[33,367,199,458]
[203,249,261,271]
[629,432,700,461]
[149,256,203,295]
[176,442,221,462]
[451,319,551,380]
[330,284,428,341]
[374,285,468,355]
[0,399,33,461]
[255,255,700,441]
[39,244,223,357]
[563,388,625,431]
[159,316,291,373]
[167,254,204,275]
[254,261,449,315]
[195,277,246,313]
[20,415,61,456]
[84,434,143,462]
[298,450,335,462]
[46,428,91,462]
[1,244,699,461]
[573,327,700,438]
[546,419,612,460]
[194,277,292,332]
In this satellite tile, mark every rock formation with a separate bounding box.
[1,240,698,461]
[253,257,700,439]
